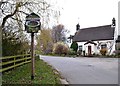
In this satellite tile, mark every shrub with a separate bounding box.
[83,50,86,56]
[100,48,108,56]
[77,50,82,56]
[53,42,69,55]
[114,50,120,55]
[70,42,78,52]
[68,49,76,55]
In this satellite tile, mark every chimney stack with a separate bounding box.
[76,23,80,32]
[112,18,116,27]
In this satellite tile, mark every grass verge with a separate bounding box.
[2,56,61,85]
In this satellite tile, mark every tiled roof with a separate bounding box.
[73,25,115,42]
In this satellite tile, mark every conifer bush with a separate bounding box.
[70,42,78,52]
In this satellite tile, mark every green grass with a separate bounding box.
[2,57,61,85]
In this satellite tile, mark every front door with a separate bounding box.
[88,45,92,56]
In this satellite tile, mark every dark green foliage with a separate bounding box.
[2,38,29,56]
[2,31,29,56]
[70,42,78,52]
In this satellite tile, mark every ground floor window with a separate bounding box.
[79,45,82,51]
[101,44,107,49]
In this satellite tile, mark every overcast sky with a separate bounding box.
[51,0,119,35]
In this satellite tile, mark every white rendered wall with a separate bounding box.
[77,40,115,55]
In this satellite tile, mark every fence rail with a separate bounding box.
[0,54,31,72]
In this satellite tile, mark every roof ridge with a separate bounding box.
[80,24,111,30]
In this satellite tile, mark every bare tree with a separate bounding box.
[0,0,60,56]
[52,24,69,43]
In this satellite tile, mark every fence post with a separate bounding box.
[14,57,15,69]
[24,55,27,64]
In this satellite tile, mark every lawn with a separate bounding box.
[2,56,61,85]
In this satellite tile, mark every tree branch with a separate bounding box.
[1,2,29,28]
[17,10,29,15]
[1,5,18,28]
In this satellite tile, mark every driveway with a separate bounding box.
[40,55,118,84]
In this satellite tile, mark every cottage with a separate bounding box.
[72,18,116,56]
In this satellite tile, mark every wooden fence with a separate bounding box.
[0,54,31,72]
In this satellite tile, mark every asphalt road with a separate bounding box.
[40,55,118,84]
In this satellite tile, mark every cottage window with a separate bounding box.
[101,44,107,49]
[79,45,82,51]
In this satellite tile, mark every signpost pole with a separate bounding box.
[31,33,35,80]
[25,12,41,80]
